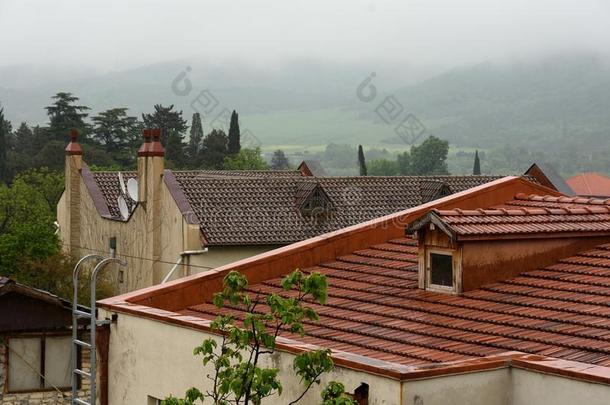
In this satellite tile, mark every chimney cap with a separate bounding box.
[65,128,83,156]
[149,128,165,157]
[138,129,152,156]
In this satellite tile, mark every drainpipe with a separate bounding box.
[162,249,208,283]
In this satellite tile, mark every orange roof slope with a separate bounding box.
[181,236,610,367]
[567,172,610,197]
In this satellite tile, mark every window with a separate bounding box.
[7,335,72,392]
[148,396,163,405]
[429,252,453,288]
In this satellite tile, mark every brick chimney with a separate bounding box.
[64,129,83,255]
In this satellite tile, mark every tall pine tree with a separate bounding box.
[0,109,7,183]
[45,92,90,141]
[227,110,240,155]
[473,150,481,175]
[188,112,204,164]
[142,104,188,168]
[358,144,367,176]
[142,104,187,146]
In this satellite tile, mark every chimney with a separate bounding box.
[64,129,83,255]
[136,128,165,284]
[137,128,164,204]
[137,129,151,202]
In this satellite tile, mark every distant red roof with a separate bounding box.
[567,172,610,197]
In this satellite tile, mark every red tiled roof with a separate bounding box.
[99,179,577,379]
[180,236,610,367]
[567,172,610,197]
[422,194,610,238]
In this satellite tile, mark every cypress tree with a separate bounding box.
[188,112,204,163]
[0,109,7,183]
[358,144,367,176]
[473,150,481,175]
[227,110,240,155]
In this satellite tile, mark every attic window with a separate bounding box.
[296,183,334,219]
[419,180,453,204]
[427,250,454,290]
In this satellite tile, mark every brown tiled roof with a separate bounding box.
[426,194,610,238]
[567,172,610,197]
[90,170,138,219]
[86,168,535,243]
[169,173,507,245]
[180,235,610,368]
[88,169,301,221]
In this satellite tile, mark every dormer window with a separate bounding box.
[428,250,454,289]
[295,182,334,220]
[419,180,453,204]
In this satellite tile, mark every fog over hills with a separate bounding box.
[2,53,609,158]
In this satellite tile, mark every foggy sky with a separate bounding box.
[1,0,610,72]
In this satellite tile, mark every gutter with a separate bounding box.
[162,249,209,284]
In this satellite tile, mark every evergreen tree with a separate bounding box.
[188,112,204,164]
[270,149,290,170]
[200,129,229,169]
[165,130,186,168]
[45,92,90,141]
[0,109,7,183]
[227,110,240,155]
[473,150,481,175]
[142,104,187,146]
[357,144,367,176]
[409,136,450,175]
[397,151,411,175]
[14,122,35,153]
[91,108,140,152]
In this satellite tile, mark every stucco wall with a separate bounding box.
[75,176,153,294]
[99,309,401,405]
[401,369,510,405]
[510,368,610,405]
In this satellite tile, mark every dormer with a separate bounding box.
[408,194,610,294]
[418,180,453,204]
[295,182,334,219]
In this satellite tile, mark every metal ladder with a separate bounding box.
[71,254,126,405]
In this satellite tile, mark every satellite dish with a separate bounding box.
[118,172,127,195]
[117,195,129,220]
[127,178,139,202]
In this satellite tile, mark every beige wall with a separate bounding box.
[98,309,401,405]
[510,368,610,405]
[402,369,510,405]
[72,177,153,294]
